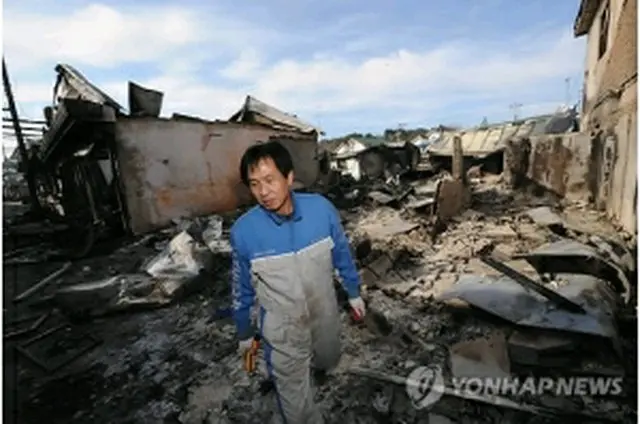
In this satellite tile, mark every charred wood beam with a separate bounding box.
[2,57,40,211]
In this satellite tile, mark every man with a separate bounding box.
[231,140,366,423]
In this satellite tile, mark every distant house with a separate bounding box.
[410,132,443,153]
[330,136,386,180]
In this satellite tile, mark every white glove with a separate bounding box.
[348,297,366,319]
[238,337,254,355]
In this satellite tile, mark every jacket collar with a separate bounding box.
[263,190,302,225]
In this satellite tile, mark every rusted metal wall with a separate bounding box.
[525,133,593,201]
[114,118,319,234]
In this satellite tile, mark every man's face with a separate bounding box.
[247,157,294,212]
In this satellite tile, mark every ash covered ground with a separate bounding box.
[4,175,637,424]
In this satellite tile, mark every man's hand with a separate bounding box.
[348,297,366,321]
[237,337,254,356]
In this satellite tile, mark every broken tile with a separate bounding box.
[525,206,564,227]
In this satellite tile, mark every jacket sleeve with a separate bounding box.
[230,229,255,340]
[327,199,361,299]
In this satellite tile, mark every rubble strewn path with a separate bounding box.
[4,174,637,424]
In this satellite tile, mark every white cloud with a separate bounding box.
[2,3,586,136]
[220,49,263,81]
[4,4,202,70]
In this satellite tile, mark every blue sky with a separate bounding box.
[4,0,586,143]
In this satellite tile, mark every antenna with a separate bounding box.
[509,103,523,121]
[564,77,571,106]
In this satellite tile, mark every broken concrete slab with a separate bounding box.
[524,206,564,228]
[482,224,518,239]
[450,331,511,379]
[360,216,419,240]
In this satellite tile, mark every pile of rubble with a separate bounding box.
[4,168,637,424]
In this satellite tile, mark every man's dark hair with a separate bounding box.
[239,140,294,186]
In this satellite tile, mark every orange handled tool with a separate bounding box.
[243,334,261,373]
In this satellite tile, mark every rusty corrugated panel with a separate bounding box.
[229,95,323,135]
[428,127,504,158]
[115,118,319,234]
[527,133,592,200]
[427,118,560,158]
[54,64,124,112]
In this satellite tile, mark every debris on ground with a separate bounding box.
[4,166,637,424]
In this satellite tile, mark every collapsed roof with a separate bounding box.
[229,95,323,135]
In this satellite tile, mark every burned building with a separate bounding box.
[574,0,637,233]
[503,0,637,234]
[32,64,323,254]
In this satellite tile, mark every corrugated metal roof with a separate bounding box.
[54,64,124,112]
[229,95,322,134]
[426,111,578,158]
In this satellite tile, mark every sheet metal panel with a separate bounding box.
[427,119,554,158]
[115,118,319,234]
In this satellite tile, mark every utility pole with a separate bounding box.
[509,103,523,122]
[2,57,40,211]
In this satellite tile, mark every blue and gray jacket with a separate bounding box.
[230,191,361,340]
